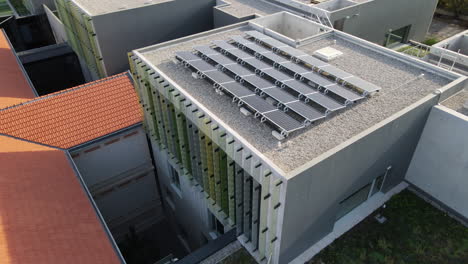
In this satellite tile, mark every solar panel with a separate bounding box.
[300,56,329,68]
[285,101,326,122]
[240,42,271,55]
[224,63,254,78]
[190,60,217,72]
[221,82,255,98]
[306,93,345,113]
[241,95,277,114]
[226,48,255,60]
[261,52,289,64]
[262,38,289,49]
[262,87,298,105]
[174,32,381,138]
[262,68,294,82]
[230,36,255,47]
[277,46,308,59]
[319,65,353,80]
[262,110,303,134]
[343,76,381,94]
[279,62,310,76]
[242,75,276,90]
[324,84,363,103]
[282,79,318,96]
[301,72,335,88]
[212,40,237,51]
[210,54,237,66]
[175,51,202,62]
[245,31,270,41]
[243,58,273,71]
[194,45,218,57]
[203,70,233,84]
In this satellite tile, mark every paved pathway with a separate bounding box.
[427,17,467,41]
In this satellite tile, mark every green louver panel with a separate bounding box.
[251,180,261,250]
[227,156,236,224]
[220,150,229,216]
[55,0,105,79]
[176,110,192,175]
[198,129,210,198]
[168,103,182,162]
[267,179,283,259]
[243,173,252,242]
[129,58,273,239]
[235,164,244,236]
[213,145,222,206]
[258,170,272,260]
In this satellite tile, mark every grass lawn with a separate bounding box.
[397,46,430,58]
[309,190,468,264]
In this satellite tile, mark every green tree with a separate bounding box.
[439,0,468,18]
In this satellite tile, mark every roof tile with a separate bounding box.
[0,135,121,264]
[0,73,143,149]
[0,30,35,108]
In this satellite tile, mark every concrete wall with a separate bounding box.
[151,140,214,251]
[44,5,67,43]
[406,106,468,219]
[328,0,437,45]
[92,0,215,76]
[277,78,467,263]
[24,0,55,14]
[71,126,163,240]
[213,5,255,28]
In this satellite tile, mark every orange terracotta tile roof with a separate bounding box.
[0,135,121,264]
[0,30,35,109]
[0,72,143,149]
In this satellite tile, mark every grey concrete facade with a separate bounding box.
[130,13,467,264]
[70,126,164,242]
[406,105,468,220]
[214,0,438,46]
[322,0,438,45]
[91,0,215,77]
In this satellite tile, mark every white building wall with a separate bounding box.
[406,106,468,219]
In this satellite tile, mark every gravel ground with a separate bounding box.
[217,0,284,17]
[441,89,468,116]
[141,28,453,172]
[75,0,173,15]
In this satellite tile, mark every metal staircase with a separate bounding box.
[308,6,334,28]
[437,48,461,71]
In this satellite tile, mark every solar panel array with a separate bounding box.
[175,31,380,138]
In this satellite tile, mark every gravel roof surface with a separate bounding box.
[140,27,452,172]
[442,89,468,116]
[217,0,284,17]
[75,0,172,15]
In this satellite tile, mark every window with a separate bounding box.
[336,183,372,220]
[385,25,411,47]
[169,163,181,190]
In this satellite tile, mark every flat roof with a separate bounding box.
[0,73,142,149]
[136,23,456,172]
[216,0,284,18]
[74,0,173,15]
[0,30,35,109]
[0,135,121,264]
[441,89,468,116]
